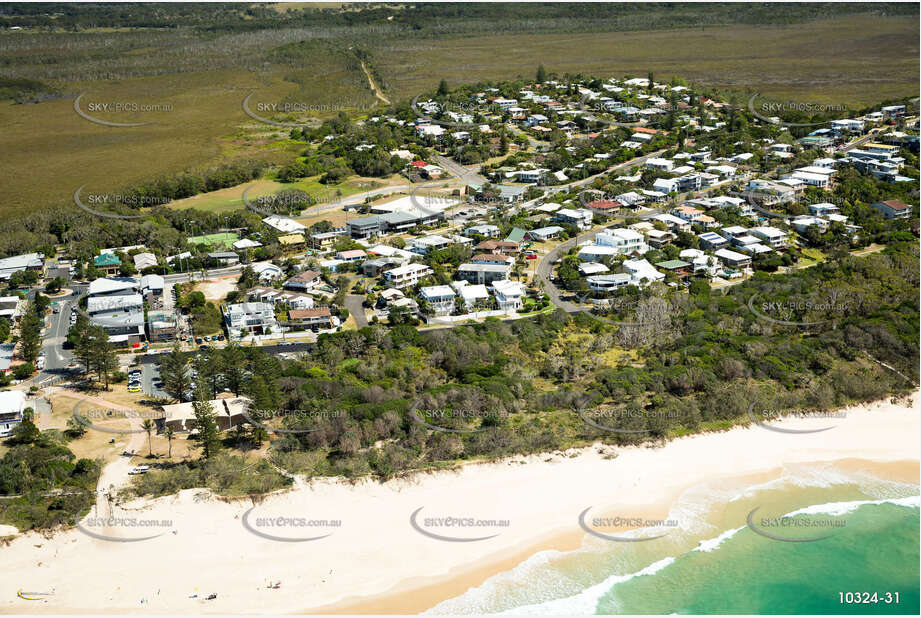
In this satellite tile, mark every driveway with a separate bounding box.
[345,294,369,328]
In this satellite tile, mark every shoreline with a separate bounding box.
[316,459,919,615]
[2,392,918,615]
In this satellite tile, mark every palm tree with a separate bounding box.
[164,426,175,458]
[141,419,154,456]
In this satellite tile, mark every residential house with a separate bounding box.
[288,307,337,331]
[278,233,307,252]
[251,262,284,282]
[586,273,631,292]
[594,228,649,255]
[419,285,457,316]
[336,249,367,262]
[456,262,512,285]
[586,200,621,217]
[652,213,691,233]
[555,208,593,230]
[474,240,519,255]
[491,279,526,311]
[222,302,278,336]
[698,231,729,250]
[528,226,566,242]
[622,259,665,286]
[284,270,322,292]
[714,248,752,269]
[247,287,316,310]
[655,259,693,279]
[0,390,27,438]
[208,251,240,266]
[750,226,789,249]
[456,283,491,310]
[132,252,157,271]
[646,229,674,249]
[383,263,433,288]
[871,200,912,220]
[471,254,515,267]
[653,178,678,194]
[465,224,501,238]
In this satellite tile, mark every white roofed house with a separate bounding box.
[419,285,456,316]
[791,216,829,234]
[652,213,691,233]
[578,262,609,276]
[645,157,674,172]
[262,215,306,234]
[790,170,831,189]
[457,284,491,310]
[251,261,284,282]
[0,390,27,438]
[222,302,278,337]
[750,226,789,249]
[491,279,526,312]
[456,262,511,285]
[705,164,737,179]
[622,259,665,287]
[615,192,645,208]
[528,226,566,242]
[132,252,158,271]
[383,263,434,289]
[594,228,649,256]
[465,224,501,238]
[653,178,678,194]
[555,208,593,230]
[679,249,719,275]
[808,202,840,217]
[714,248,752,269]
[586,273,631,292]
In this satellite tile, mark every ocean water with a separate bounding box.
[425,464,920,615]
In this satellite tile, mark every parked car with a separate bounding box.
[128,465,150,475]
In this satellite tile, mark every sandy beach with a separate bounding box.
[2,392,918,615]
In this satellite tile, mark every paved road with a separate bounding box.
[534,209,664,313]
[434,154,486,186]
[35,287,83,386]
[345,294,369,328]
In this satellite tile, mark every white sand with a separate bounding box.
[2,392,918,614]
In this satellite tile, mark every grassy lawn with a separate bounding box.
[167,175,394,216]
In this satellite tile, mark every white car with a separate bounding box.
[128,465,150,475]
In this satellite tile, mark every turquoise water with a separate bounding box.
[599,500,920,615]
[425,466,920,615]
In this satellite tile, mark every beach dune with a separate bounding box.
[2,392,918,614]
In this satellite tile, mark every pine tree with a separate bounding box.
[160,343,191,401]
[437,79,449,97]
[88,326,117,390]
[191,383,221,459]
[536,64,547,83]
